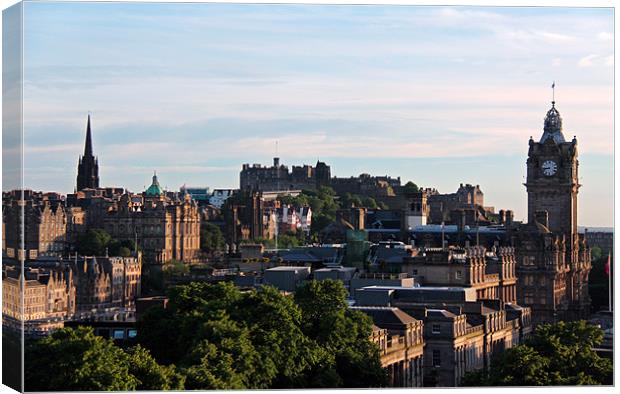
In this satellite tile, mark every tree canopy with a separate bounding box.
[25,326,182,391]
[137,280,387,389]
[200,222,225,254]
[76,228,138,257]
[463,320,613,386]
[403,181,420,194]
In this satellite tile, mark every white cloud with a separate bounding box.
[578,54,598,67]
[577,53,614,68]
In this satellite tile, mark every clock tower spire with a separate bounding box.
[525,98,579,244]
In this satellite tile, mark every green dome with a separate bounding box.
[145,172,164,196]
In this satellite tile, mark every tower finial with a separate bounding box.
[551,81,556,106]
[84,114,93,157]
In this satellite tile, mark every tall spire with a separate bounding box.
[76,113,100,191]
[84,114,93,157]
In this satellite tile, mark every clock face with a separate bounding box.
[541,160,558,176]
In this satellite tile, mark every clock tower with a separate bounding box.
[525,100,579,247]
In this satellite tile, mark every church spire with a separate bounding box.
[76,113,100,191]
[84,114,93,157]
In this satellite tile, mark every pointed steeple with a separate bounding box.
[76,113,100,191]
[84,114,93,157]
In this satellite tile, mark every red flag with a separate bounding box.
[604,254,611,276]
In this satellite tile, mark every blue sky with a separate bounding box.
[19,2,613,226]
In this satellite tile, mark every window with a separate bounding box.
[455,270,462,280]
[113,330,125,340]
[432,350,441,367]
[412,269,418,276]
[432,324,441,334]
[127,329,138,339]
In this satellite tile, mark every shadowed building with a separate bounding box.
[2,190,67,261]
[355,306,424,387]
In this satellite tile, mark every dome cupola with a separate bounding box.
[145,171,164,197]
[540,101,566,144]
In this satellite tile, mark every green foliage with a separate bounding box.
[362,196,378,209]
[25,327,139,391]
[108,238,138,256]
[76,229,138,257]
[126,344,185,390]
[403,181,420,194]
[294,280,388,387]
[163,259,190,278]
[25,327,182,391]
[201,222,225,254]
[137,280,387,389]
[76,228,112,256]
[591,246,603,261]
[464,320,613,386]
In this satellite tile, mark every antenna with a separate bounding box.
[551,81,556,104]
[275,140,279,156]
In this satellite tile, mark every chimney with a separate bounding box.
[273,157,280,167]
[498,209,506,225]
[535,210,549,228]
[505,210,514,227]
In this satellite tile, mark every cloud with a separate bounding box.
[577,54,614,68]
[598,32,613,41]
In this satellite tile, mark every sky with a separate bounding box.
[15,2,614,226]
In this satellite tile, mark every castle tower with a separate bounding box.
[76,115,100,191]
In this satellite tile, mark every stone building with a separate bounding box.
[239,157,402,204]
[67,254,141,313]
[399,246,518,304]
[354,306,425,387]
[240,157,330,192]
[2,264,76,335]
[2,190,67,261]
[104,173,201,264]
[427,184,495,226]
[353,285,532,387]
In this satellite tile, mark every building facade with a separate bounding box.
[356,306,425,387]
[104,174,201,264]
[3,190,67,261]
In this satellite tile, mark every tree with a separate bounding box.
[362,197,378,209]
[464,320,613,386]
[137,280,387,389]
[108,239,138,257]
[25,327,139,391]
[294,280,388,387]
[76,228,112,256]
[126,345,185,390]
[201,223,225,254]
[403,181,420,194]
